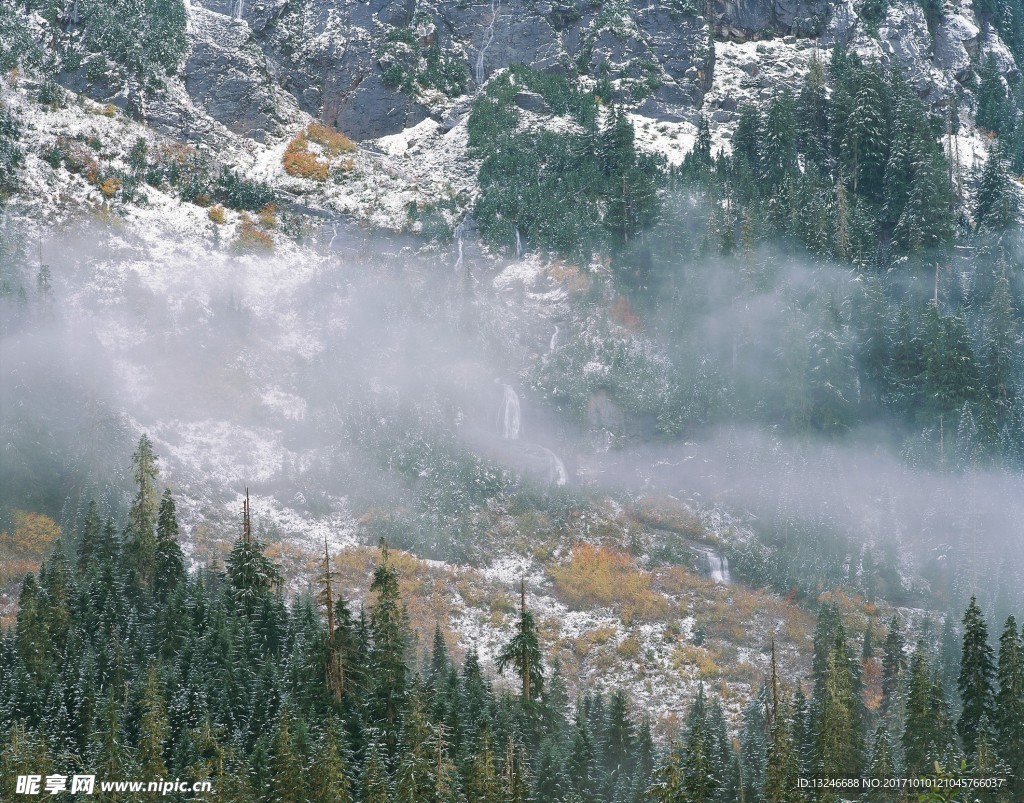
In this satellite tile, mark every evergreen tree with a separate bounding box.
[995,616,1024,795]
[136,664,170,781]
[977,55,1008,134]
[841,66,889,200]
[268,706,306,803]
[368,541,409,754]
[154,489,185,598]
[226,490,282,614]
[903,642,958,775]
[77,500,103,576]
[815,638,865,780]
[864,726,898,803]
[975,151,1020,230]
[496,581,544,702]
[124,434,159,589]
[680,685,720,803]
[361,732,392,803]
[463,724,504,803]
[760,90,799,195]
[958,596,997,757]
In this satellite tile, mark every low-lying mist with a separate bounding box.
[1,210,1021,618]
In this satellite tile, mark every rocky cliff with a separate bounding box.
[164,0,1015,142]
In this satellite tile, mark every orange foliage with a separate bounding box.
[862,657,883,711]
[548,543,669,623]
[208,204,226,224]
[257,202,277,229]
[99,176,121,198]
[305,122,356,156]
[235,213,274,250]
[283,133,329,181]
[4,511,61,557]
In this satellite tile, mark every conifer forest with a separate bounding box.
[3,0,1024,800]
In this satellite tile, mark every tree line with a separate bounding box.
[2,438,1023,802]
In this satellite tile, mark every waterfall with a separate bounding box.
[328,223,339,253]
[454,223,465,273]
[549,325,559,352]
[515,228,522,259]
[499,384,520,440]
[475,0,500,86]
[705,551,731,584]
[234,0,244,19]
[536,445,567,486]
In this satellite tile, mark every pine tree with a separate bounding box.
[763,701,802,802]
[154,489,185,598]
[975,151,1020,231]
[650,742,684,803]
[796,56,831,172]
[124,434,159,588]
[733,104,762,174]
[226,490,282,614]
[369,541,409,754]
[984,275,1019,422]
[903,642,958,775]
[496,581,543,702]
[977,55,1008,134]
[394,683,439,803]
[361,732,392,803]
[684,114,713,178]
[958,596,997,757]
[740,684,769,803]
[463,723,503,803]
[864,726,898,803]
[268,707,305,803]
[760,90,799,193]
[880,616,905,716]
[77,500,103,575]
[680,685,720,803]
[995,616,1024,796]
[136,664,170,781]
[841,66,889,200]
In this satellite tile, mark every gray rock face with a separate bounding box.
[126,0,1024,148]
[220,0,714,139]
[184,8,292,142]
[712,0,834,38]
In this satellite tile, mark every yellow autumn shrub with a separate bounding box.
[548,543,669,623]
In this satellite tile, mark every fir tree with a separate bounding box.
[977,55,1008,134]
[975,151,1020,230]
[958,596,997,757]
[77,500,103,576]
[154,489,185,598]
[361,732,392,803]
[226,490,282,614]
[369,541,409,754]
[124,434,159,589]
[864,726,898,803]
[268,707,306,803]
[136,665,170,781]
[995,616,1024,795]
[496,581,544,702]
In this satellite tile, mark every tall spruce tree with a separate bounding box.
[226,490,282,614]
[958,596,997,757]
[154,489,185,598]
[995,616,1024,795]
[496,581,544,702]
[368,540,409,754]
[124,434,159,589]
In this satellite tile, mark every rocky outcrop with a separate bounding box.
[188,0,714,138]
[184,8,297,142]
[56,0,1021,148]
